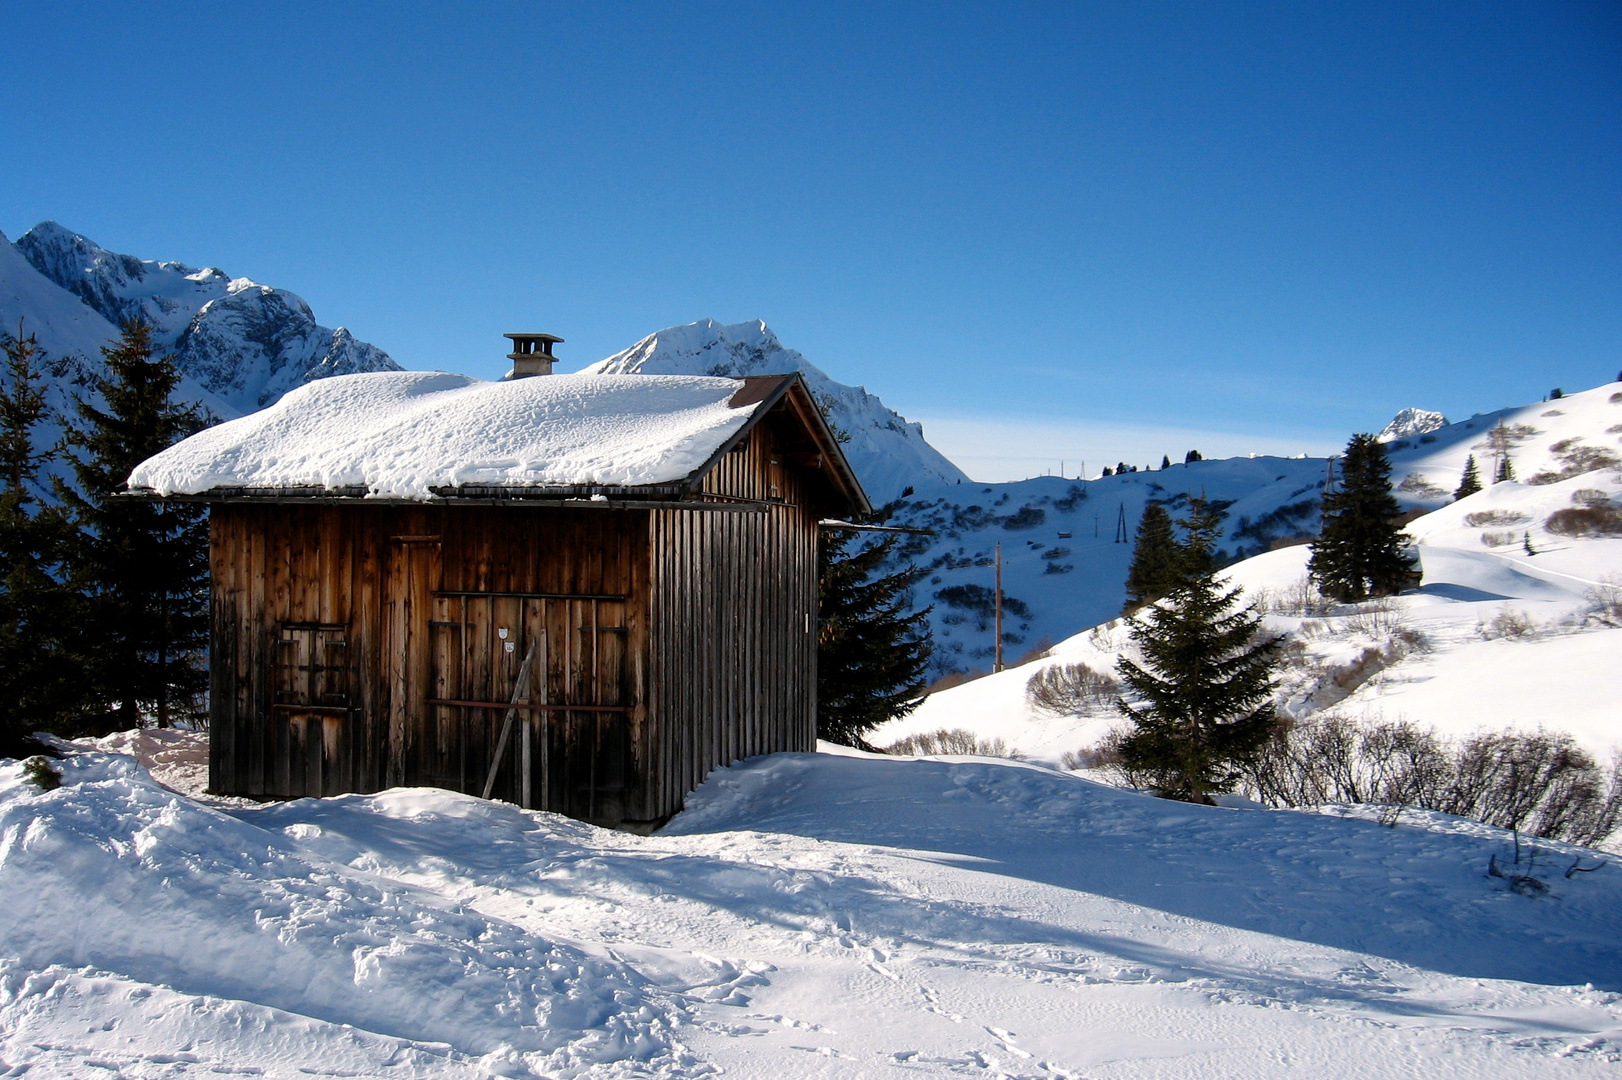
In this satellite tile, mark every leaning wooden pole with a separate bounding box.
[482,636,539,801]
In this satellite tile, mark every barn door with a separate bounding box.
[385,536,442,788]
[428,591,631,819]
[269,623,353,796]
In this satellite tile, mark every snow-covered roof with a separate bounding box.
[128,370,788,500]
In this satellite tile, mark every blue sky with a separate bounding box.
[4,2,1619,479]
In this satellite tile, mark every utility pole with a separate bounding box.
[994,542,1004,673]
[1115,503,1128,543]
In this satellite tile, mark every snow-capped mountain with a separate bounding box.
[1377,406,1448,443]
[580,318,968,501]
[13,222,398,415]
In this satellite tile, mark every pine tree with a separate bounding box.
[1495,453,1515,483]
[1122,504,1179,615]
[1184,449,1202,463]
[1161,454,1171,470]
[1453,454,1482,501]
[58,321,210,730]
[1308,433,1417,602]
[816,523,933,747]
[0,326,80,753]
[1115,515,1280,804]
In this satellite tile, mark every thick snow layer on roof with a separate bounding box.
[128,370,761,498]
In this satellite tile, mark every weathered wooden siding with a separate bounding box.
[210,504,651,820]
[646,419,819,821]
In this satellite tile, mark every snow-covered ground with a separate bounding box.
[3,743,1620,1077]
[877,416,1622,767]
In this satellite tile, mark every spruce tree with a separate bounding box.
[1495,453,1515,483]
[1161,454,1171,470]
[1184,449,1202,463]
[816,524,933,748]
[1115,515,1280,804]
[0,326,80,753]
[58,321,210,730]
[1453,454,1482,501]
[1308,433,1417,602]
[1122,503,1179,615]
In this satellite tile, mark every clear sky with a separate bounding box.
[4,2,1619,480]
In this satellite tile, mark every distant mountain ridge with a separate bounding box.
[11,222,398,417]
[581,318,969,502]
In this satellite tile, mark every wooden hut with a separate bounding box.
[129,344,867,829]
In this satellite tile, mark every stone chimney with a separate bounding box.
[504,333,563,378]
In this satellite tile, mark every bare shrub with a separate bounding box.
[1398,472,1446,497]
[1528,440,1622,485]
[1480,529,1517,547]
[1607,424,1622,434]
[1611,392,1622,404]
[1545,505,1622,537]
[1571,488,1616,509]
[1234,718,1622,849]
[1341,598,1401,636]
[1026,662,1121,716]
[1480,607,1537,640]
[1261,576,1334,617]
[1586,577,1622,624]
[1464,509,1530,527]
[882,728,1020,758]
[924,670,986,695]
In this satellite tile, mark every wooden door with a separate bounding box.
[428,590,632,819]
[385,536,442,788]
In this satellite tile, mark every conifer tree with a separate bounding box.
[0,326,80,753]
[1161,454,1171,470]
[1453,454,1482,501]
[1308,433,1417,602]
[1495,453,1515,483]
[1115,508,1279,804]
[816,523,932,747]
[1184,449,1202,463]
[1122,503,1178,615]
[58,321,210,730]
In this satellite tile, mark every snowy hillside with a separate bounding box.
[877,386,1622,775]
[10,222,398,416]
[886,456,1332,678]
[1383,381,1622,509]
[580,318,968,501]
[5,742,1621,1077]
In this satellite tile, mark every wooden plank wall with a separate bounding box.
[646,417,819,821]
[210,504,651,819]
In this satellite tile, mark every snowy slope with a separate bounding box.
[580,318,968,501]
[878,399,1622,771]
[886,456,1330,678]
[4,744,1621,1077]
[1383,381,1622,509]
[13,222,399,415]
